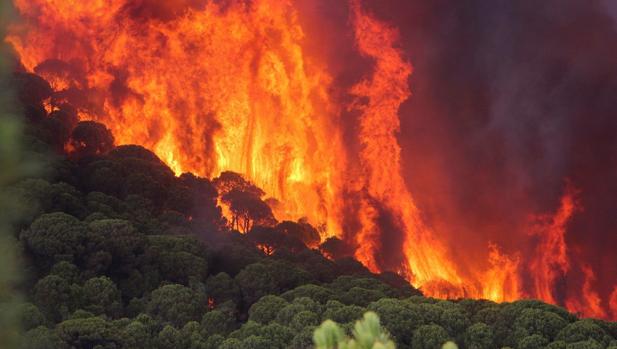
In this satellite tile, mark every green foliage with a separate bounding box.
[205,272,241,305]
[146,284,206,327]
[248,295,288,324]
[518,334,549,349]
[314,311,396,349]
[81,276,122,317]
[463,322,493,349]
[556,320,611,346]
[18,303,46,331]
[33,274,81,322]
[412,324,450,349]
[56,316,120,349]
[235,263,279,306]
[200,310,236,337]
[21,212,87,266]
[21,326,64,349]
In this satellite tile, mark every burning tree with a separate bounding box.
[214,171,276,233]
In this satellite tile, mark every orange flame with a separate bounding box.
[610,287,617,320]
[566,266,607,319]
[349,0,463,290]
[529,183,579,304]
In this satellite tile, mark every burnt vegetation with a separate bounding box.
[7,71,617,349]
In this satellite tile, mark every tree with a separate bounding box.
[84,219,145,277]
[242,335,274,349]
[174,172,223,231]
[11,72,52,121]
[205,272,241,305]
[235,263,279,307]
[565,340,603,349]
[81,276,122,317]
[517,334,549,349]
[291,311,320,332]
[514,308,568,341]
[122,320,153,349]
[18,303,46,331]
[247,226,289,255]
[219,338,243,349]
[68,121,114,157]
[33,275,81,323]
[200,310,236,337]
[319,237,355,259]
[367,298,423,346]
[275,220,320,248]
[146,284,206,327]
[56,316,121,349]
[322,305,365,324]
[156,325,184,349]
[213,171,264,197]
[313,311,395,349]
[267,260,313,291]
[49,261,81,283]
[338,287,386,307]
[144,235,209,286]
[275,303,306,325]
[438,306,470,337]
[259,322,295,349]
[281,284,334,304]
[412,324,449,349]
[21,326,65,349]
[213,171,275,232]
[464,323,494,349]
[21,212,87,267]
[556,320,611,346]
[222,189,276,233]
[248,295,288,324]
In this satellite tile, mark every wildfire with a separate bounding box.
[6,0,616,319]
[7,0,346,237]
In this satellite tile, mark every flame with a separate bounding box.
[256,243,275,256]
[349,0,462,289]
[528,183,579,304]
[6,0,615,319]
[566,266,607,319]
[610,287,617,320]
[479,243,521,302]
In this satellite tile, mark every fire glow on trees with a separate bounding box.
[6,0,617,319]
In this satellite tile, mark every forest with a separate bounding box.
[0,66,616,349]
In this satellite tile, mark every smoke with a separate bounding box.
[353,0,617,312]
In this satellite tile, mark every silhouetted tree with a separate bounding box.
[319,237,354,259]
[68,121,114,157]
